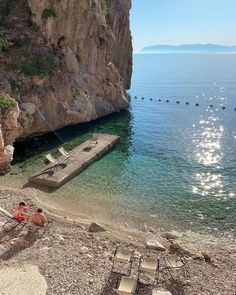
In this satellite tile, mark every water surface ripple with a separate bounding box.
[13,54,236,235]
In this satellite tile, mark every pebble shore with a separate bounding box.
[0,187,235,295]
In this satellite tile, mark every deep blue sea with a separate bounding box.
[12,54,236,235]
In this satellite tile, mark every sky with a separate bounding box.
[131,0,236,52]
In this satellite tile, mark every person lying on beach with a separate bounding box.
[30,208,47,227]
[13,201,31,223]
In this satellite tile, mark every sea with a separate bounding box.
[11,54,236,236]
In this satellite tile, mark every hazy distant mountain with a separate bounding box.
[141,44,236,53]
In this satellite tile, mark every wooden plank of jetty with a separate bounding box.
[29,133,120,188]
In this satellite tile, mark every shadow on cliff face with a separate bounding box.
[13,109,133,165]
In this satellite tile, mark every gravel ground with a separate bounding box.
[0,187,235,295]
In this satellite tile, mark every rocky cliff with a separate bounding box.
[0,0,132,173]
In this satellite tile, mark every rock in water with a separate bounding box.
[146,240,166,251]
[88,222,106,233]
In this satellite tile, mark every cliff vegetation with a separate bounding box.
[0,0,132,173]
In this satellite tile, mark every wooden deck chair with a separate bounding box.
[163,254,185,269]
[113,276,137,295]
[45,153,57,164]
[58,147,70,157]
[138,256,159,284]
[88,133,99,148]
[112,247,134,275]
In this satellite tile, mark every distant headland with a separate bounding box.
[141,44,236,53]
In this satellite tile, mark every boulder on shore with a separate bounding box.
[162,231,179,240]
[0,265,47,295]
[170,241,204,259]
[146,240,166,251]
[88,222,106,233]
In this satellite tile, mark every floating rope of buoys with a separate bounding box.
[132,96,236,111]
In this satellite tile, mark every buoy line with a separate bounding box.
[132,96,233,110]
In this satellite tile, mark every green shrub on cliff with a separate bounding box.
[22,52,60,76]
[101,0,108,13]
[42,9,57,19]
[2,0,16,16]
[0,29,13,53]
[8,78,22,94]
[0,96,12,109]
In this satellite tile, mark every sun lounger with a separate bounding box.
[45,153,57,164]
[138,256,159,284]
[112,247,134,275]
[113,276,137,295]
[163,254,184,269]
[58,147,70,157]
[0,206,26,232]
[0,206,13,219]
[139,256,159,273]
[88,133,99,148]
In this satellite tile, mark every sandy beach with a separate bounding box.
[0,185,235,295]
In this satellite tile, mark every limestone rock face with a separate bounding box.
[108,0,133,89]
[0,0,132,173]
[0,94,20,174]
[19,0,132,139]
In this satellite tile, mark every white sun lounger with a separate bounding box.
[45,153,57,164]
[112,247,134,275]
[139,257,159,273]
[163,255,184,269]
[0,206,13,219]
[0,206,26,231]
[113,276,137,295]
[58,147,70,157]
[88,133,99,148]
[138,256,159,284]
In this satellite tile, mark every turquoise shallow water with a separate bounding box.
[12,54,236,234]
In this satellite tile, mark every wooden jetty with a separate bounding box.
[29,133,120,188]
